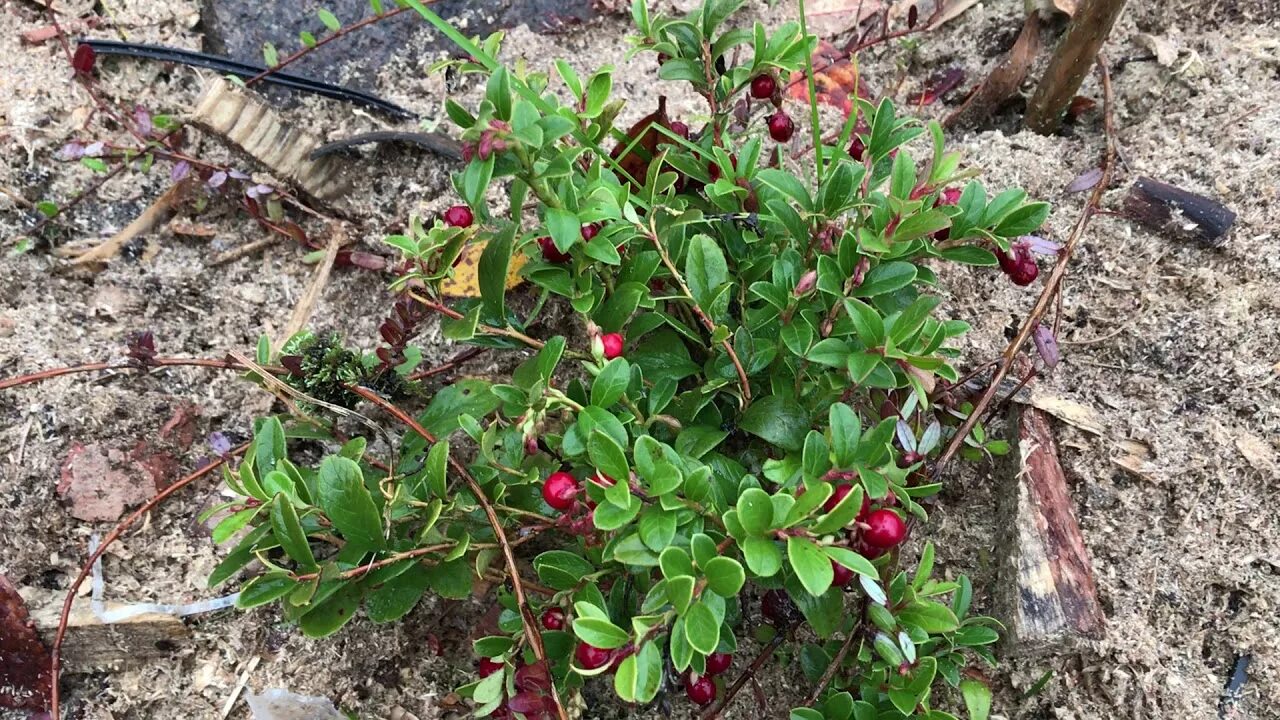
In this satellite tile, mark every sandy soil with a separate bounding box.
[2,0,1278,718]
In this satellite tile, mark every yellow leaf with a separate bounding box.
[440,241,528,297]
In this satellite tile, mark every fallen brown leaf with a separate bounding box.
[786,40,876,117]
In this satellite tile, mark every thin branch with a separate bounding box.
[642,219,752,404]
[49,443,251,720]
[934,58,1117,476]
[244,5,415,87]
[803,623,861,705]
[406,346,487,381]
[347,385,570,720]
[700,631,787,719]
[0,356,287,391]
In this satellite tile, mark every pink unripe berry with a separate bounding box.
[443,205,474,228]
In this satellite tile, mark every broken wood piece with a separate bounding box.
[1025,0,1127,133]
[960,378,1105,435]
[1123,176,1236,248]
[191,77,353,213]
[277,228,345,347]
[944,12,1042,128]
[19,587,189,672]
[996,406,1105,654]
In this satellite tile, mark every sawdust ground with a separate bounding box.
[1,0,1278,718]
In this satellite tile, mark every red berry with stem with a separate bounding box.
[670,120,690,140]
[601,332,624,359]
[575,642,612,670]
[540,607,565,630]
[750,74,777,100]
[848,136,866,161]
[997,245,1039,286]
[478,657,503,677]
[538,236,571,263]
[863,509,907,549]
[580,223,600,241]
[705,652,732,676]
[767,111,795,142]
[824,484,853,513]
[832,560,855,587]
[541,471,579,511]
[685,674,717,705]
[443,204,474,228]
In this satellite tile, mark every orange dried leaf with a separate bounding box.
[786,40,876,117]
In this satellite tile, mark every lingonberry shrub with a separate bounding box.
[209,0,1047,717]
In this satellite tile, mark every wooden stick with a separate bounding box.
[996,406,1105,652]
[1025,0,1128,133]
[278,227,344,347]
[68,183,184,265]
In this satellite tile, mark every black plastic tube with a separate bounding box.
[79,38,417,120]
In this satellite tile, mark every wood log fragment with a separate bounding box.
[190,77,354,213]
[1123,176,1237,248]
[19,587,189,672]
[1025,0,1128,133]
[996,406,1105,654]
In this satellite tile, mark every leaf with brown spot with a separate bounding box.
[786,40,876,117]
[0,575,52,710]
[441,241,527,298]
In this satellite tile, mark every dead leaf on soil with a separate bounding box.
[786,40,876,117]
[1234,431,1277,473]
[804,0,882,38]
[57,443,158,522]
[1136,33,1179,66]
[944,12,1043,128]
[0,575,52,711]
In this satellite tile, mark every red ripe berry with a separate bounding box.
[443,204,474,228]
[538,236,571,264]
[540,607,566,631]
[767,112,795,143]
[601,332,625,360]
[705,652,732,676]
[750,74,777,100]
[863,509,907,549]
[541,471,580,511]
[997,246,1039,286]
[580,223,600,241]
[477,657,504,677]
[848,136,866,161]
[670,120,690,140]
[575,642,612,670]
[685,674,717,706]
[832,560,855,587]
[824,484,853,513]
[71,44,96,75]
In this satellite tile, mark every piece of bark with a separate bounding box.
[997,406,1105,654]
[191,76,353,213]
[1025,0,1127,133]
[943,12,1042,128]
[1123,176,1237,248]
[20,588,189,672]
